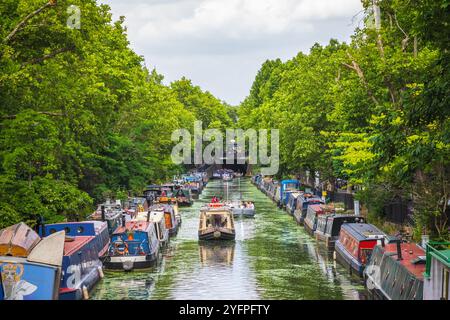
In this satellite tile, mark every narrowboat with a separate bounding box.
[40,222,105,300]
[199,241,235,266]
[224,200,255,217]
[293,193,324,225]
[89,199,123,234]
[314,214,365,249]
[304,204,333,236]
[364,241,426,300]
[0,223,65,300]
[174,187,193,206]
[104,221,160,271]
[135,209,169,247]
[279,179,300,208]
[286,191,302,216]
[334,223,386,277]
[198,203,235,240]
[144,184,177,204]
[423,241,450,300]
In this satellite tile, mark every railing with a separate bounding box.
[424,241,450,278]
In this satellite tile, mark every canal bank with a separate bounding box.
[91,178,367,300]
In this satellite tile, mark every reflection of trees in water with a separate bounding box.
[199,241,235,266]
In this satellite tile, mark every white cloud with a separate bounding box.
[100,0,363,104]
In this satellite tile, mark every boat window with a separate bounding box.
[77,226,84,234]
[64,227,71,234]
[49,228,56,234]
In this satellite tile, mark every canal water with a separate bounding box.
[91,178,367,300]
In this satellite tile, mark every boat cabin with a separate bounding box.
[334,223,386,277]
[198,207,235,241]
[286,191,302,216]
[304,204,332,235]
[40,221,110,258]
[0,223,65,300]
[293,193,324,224]
[105,221,160,271]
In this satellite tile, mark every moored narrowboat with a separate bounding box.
[364,242,426,300]
[286,191,301,216]
[40,221,110,258]
[0,223,65,300]
[314,214,365,249]
[104,221,160,271]
[135,209,169,247]
[174,187,193,206]
[279,179,300,208]
[334,223,386,277]
[293,193,324,225]
[303,204,332,236]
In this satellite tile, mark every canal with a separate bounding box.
[91,178,367,300]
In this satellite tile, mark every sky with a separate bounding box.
[100,0,364,105]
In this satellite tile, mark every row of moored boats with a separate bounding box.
[252,174,450,300]
[0,172,208,300]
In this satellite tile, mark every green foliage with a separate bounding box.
[239,1,449,239]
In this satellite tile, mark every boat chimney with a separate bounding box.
[121,214,126,227]
[381,237,385,247]
[396,239,403,261]
[101,205,106,221]
[147,210,150,222]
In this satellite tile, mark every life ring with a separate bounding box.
[114,242,128,255]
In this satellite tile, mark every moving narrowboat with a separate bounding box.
[304,204,333,236]
[198,203,235,240]
[89,200,124,234]
[334,223,386,277]
[293,193,324,225]
[423,241,450,300]
[104,221,160,271]
[224,200,256,217]
[286,191,302,216]
[364,242,426,300]
[314,214,365,249]
[40,222,106,300]
[0,223,65,300]
[135,209,169,247]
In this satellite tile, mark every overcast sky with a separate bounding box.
[100,0,364,105]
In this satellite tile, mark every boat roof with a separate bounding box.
[281,179,299,184]
[45,221,107,235]
[342,223,386,241]
[64,236,94,256]
[289,192,302,199]
[112,221,152,234]
[382,243,426,280]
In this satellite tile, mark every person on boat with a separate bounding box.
[211,196,217,203]
[161,190,167,197]
[248,202,254,209]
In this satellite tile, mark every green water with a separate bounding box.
[91,178,367,300]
